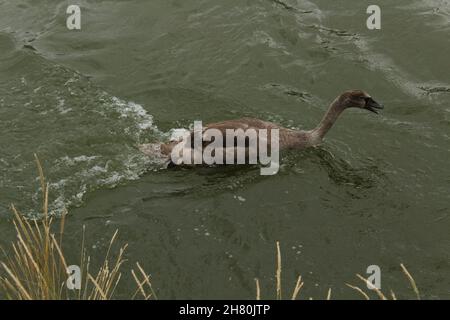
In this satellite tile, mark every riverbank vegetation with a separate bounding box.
[0,155,155,300]
[256,241,420,300]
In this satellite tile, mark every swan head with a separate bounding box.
[340,90,384,114]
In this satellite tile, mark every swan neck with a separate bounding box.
[312,97,345,140]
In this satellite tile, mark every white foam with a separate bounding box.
[110,96,156,132]
[57,155,99,166]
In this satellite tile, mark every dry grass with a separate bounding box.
[346,264,420,300]
[400,263,420,300]
[255,241,305,300]
[0,155,155,300]
[131,262,157,300]
[257,241,421,300]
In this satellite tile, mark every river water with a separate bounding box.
[0,0,449,299]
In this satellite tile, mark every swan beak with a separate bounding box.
[365,98,384,114]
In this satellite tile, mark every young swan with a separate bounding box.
[140,90,383,162]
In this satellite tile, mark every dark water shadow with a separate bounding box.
[139,144,387,204]
[283,147,386,190]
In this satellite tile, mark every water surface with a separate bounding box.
[0,0,449,298]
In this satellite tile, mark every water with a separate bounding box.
[0,0,449,299]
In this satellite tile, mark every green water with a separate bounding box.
[0,0,449,299]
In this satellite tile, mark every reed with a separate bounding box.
[255,241,305,300]
[0,155,154,300]
[346,263,420,300]
[257,241,421,300]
